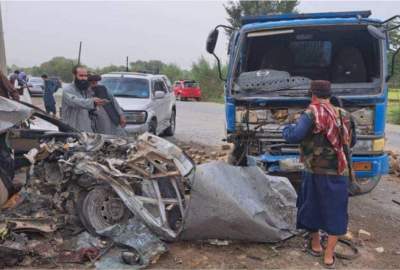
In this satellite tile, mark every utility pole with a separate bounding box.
[126,56,129,72]
[77,41,82,65]
[0,2,7,74]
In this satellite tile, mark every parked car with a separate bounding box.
[100,72,176,136]
[27,77,44,96]
[173,80,201,101]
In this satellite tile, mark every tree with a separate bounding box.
[92,65,126,75]
[224,0,299,35]
[190,56,226,102]
[387,22,400,87]
[160,63,187,83]
[30,57,76,82]
[129,60,165,74]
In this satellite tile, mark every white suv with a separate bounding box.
[100,72,176,136]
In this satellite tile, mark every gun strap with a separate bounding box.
[338,109,354,172]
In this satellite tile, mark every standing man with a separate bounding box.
[0,71,19,100]
[282,80,356,268]
[41,74,57,116]
[61,65,107,132]
[88,74,127,136]
[9,70,19,88]
[17,70,27,87]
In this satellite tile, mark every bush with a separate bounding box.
[388,102,400,124]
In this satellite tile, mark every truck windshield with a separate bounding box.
[234,26,382,96]
[100,77,150,98]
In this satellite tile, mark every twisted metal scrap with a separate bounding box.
[34,132,195,240]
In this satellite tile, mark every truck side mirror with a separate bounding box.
[367,25,386,40]
[206,29,219,54]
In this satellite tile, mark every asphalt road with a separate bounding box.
[174,101,226,146]
[386,124,400,152]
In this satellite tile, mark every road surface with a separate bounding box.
[386,124,400,152]
[175,101,225,146]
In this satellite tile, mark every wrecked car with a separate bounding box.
[0,98,297,268]
[206,10,399,194]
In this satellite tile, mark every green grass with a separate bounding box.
[389,88,400,101]
[206,95,225,104]
[388,103,400,124]
[388,89,400,124]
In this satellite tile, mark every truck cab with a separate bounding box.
[207,11,399,194]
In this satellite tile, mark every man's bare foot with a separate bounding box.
[311,233,323,252]
[324,252,334,265]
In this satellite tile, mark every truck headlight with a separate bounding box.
[124,111,147,124]
[372,138,385,152]
[353,138,385,153]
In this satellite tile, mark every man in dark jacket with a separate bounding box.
[283,80,356,268]
[41,74,58,116]
[88,74,127,136]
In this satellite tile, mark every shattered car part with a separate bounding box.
[4,218,58,233]
[0,244,26,267]
[0,97,33,133]
[78,186,130,234]
[180,161,297,242]
[96,217,167,269]
[33,132,194,240]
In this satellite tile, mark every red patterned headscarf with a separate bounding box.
[309,96,351,174]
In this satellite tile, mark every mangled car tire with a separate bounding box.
[78,185,130,235]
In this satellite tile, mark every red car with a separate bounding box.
[173,80,201,101]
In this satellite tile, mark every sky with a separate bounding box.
[2,0,400,69]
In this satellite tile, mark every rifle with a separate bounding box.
[338,109,362,194]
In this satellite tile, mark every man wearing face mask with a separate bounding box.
[61,65,108,132]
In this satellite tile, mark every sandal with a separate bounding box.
[323,255,336,269]
[306,238,323,257]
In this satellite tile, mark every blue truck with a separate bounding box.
[206,11,400,194]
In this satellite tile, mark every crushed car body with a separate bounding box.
[180,161,297,242]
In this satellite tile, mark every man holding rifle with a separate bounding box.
[283,80,356,268]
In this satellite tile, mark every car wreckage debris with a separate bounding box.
[0,132,194,268]
[0,130,297,268]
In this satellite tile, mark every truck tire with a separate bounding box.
[349,176,381,196]
[163,110,176,136]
